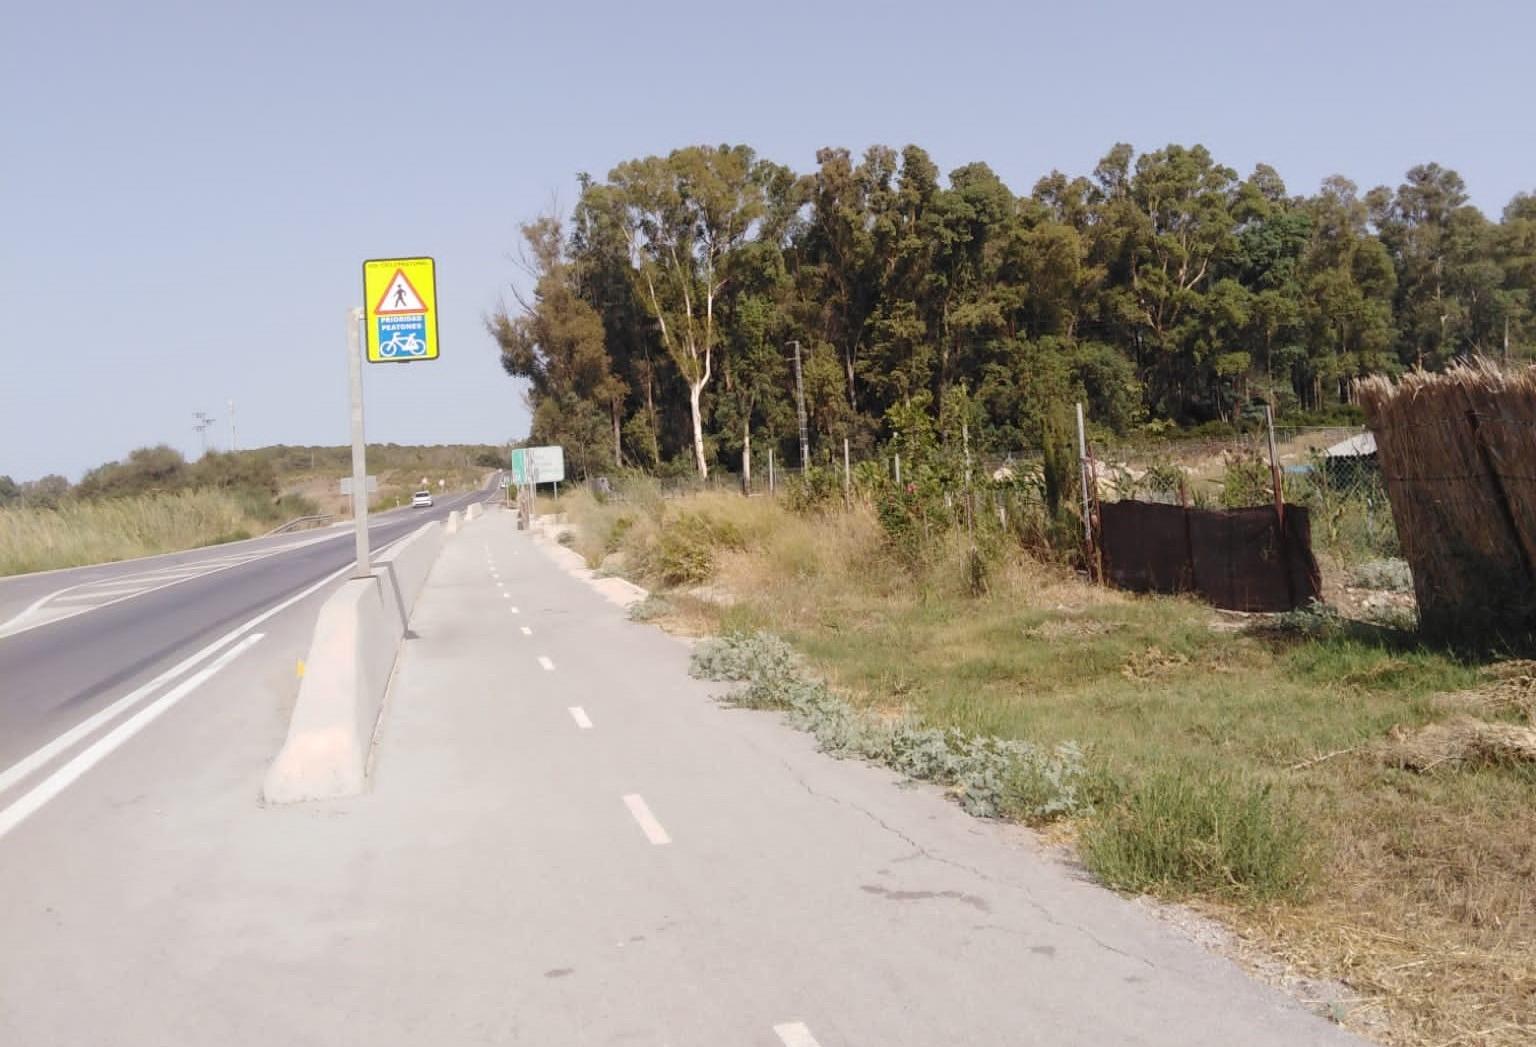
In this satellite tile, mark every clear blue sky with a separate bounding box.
[3,0,1530,481]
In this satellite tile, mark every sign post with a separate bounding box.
[351,255,440,574]
[346,307,370,577]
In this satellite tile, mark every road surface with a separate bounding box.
[0,485,494,776]
[0,503,1363,1045]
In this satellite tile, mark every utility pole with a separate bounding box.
[346,307,370,577]
[228,399,237,452]
[790,340,809,471]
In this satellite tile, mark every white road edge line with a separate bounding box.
[538,656,555,671]
[0,633,265,841]
[622,794,671,845]
[520,626,531,636]
[773,1023,823,1047]
[0,532,412,799]
[0,526,355,639]
[568,707,593,729]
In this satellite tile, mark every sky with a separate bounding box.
[3,0,1531,482]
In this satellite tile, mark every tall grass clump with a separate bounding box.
[1081,771,1314,900]
[0,490,265,575]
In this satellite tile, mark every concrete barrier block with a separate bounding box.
[262,521,443,804]
[445,510,462,535]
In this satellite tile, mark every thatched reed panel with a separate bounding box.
[1357,361,1536,645]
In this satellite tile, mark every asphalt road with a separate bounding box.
[0,508,1364,1046]
[0,485,496,773]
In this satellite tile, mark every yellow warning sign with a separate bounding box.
[363,256,438,363]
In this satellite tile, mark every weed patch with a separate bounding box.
[691,631,1088,822]
[1082,772,1314,900]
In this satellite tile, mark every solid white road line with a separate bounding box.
[0,530,338,639]
[0,633,265,841]
[0,532,413,799]
[538,656,555,671]
[773,1023,823,1047]
[622,794,671,845]
[568,707,593,729]
[520,626,532,636]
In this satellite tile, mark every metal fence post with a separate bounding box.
[1075,402,1092,554]
[843,437,851,508]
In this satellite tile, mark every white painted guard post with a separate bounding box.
[347,307,371,577]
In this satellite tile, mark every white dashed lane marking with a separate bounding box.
[538,656,555,671]
[773,1023,823,1047]
[568,707,593,729]
[622,794,671,845]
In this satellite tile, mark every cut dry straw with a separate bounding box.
[1356,360,1536,647]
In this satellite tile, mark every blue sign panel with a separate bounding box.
[375,314,429,359]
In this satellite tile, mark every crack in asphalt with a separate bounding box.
[778,755,1157,970]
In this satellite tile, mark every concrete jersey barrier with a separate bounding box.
[262,521,445,804]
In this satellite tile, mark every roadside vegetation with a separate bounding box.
[562,477,1535,1046]
[0,442,503,576]
[0,489,274,574]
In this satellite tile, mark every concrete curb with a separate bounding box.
[261,521,445,804]
[529,516,649,610]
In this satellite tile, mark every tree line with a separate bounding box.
[0,444,507,510]
[490,142,1536,481]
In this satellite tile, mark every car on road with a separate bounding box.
[411,490,434,508]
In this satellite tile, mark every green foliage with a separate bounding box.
[784,466,842,514]
[76,445,188,500]
[1040,402,1077,520]
[1081,772,1314,900]
[690,631,1090,822]
[647,509,745,586]
[500,141,1536,510]
[1218,454,1274,508]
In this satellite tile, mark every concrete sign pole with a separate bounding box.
[347,307,371,577]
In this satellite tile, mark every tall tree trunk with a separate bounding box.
[688,381,708,480]
[611,400,623,468]
[644,370,661,467]
[741,416,752,494]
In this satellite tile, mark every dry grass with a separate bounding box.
[567,484,1536,1044]
[0,490,266,575]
